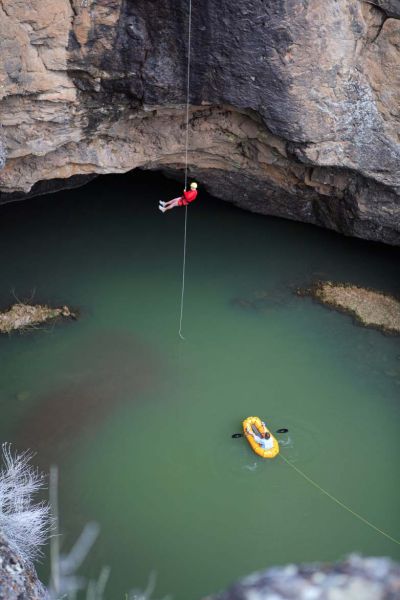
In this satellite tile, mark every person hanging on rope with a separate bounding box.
[159,182,198,213]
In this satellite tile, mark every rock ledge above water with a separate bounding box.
[302,281,400,335]
[0,303,75,334]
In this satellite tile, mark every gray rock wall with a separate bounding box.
[0,1,399,244]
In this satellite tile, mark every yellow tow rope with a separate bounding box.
[279,453,400,547]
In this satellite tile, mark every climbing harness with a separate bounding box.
[279,454,400,547]
[178,0,193,340]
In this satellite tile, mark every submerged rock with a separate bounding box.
[208,555,400,600]
[304,281,400,334]
[0,303,75,334]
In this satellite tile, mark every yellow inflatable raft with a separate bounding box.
[242,416,280,459]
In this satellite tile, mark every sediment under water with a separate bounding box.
[0,171,399,599]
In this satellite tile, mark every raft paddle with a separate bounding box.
[232,428,288,438]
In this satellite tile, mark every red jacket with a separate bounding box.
[178,189,198,206]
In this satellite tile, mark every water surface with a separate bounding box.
[0,172,399,599]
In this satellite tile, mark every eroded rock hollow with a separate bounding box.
[1,0,400,244]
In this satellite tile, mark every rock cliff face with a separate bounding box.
[0,0,400,244]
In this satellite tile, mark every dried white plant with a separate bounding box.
[0,448,169,600]
[48,465,104,600]
[0,443,50,562]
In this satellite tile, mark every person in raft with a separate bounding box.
[247,423,274,450]
[159,182,198,213]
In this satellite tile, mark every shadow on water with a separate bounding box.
[17,331,162,466]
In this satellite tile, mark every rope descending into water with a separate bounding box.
[179,0,193,341]
[178,207,188,340]
[279,453,400,547]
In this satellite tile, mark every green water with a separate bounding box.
[0,172,399,599]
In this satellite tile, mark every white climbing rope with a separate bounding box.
[179,0,193,341]
[178,205,188,340]
[279,454,400,547]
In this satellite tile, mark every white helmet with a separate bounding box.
[190,182,198,189]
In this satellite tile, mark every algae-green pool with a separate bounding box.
[0,172,399,599]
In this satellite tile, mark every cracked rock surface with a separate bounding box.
[0,0,400,244]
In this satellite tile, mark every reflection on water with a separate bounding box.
[0,171,399,600]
